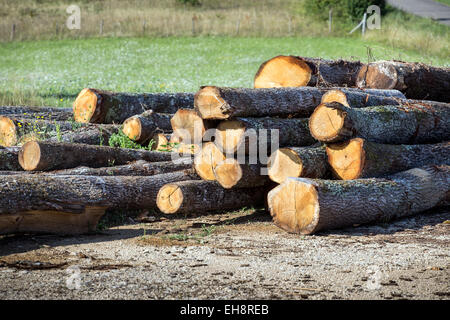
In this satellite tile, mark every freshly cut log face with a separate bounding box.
[73,88,194,123]
[254,55,312,88]
[0,169,199,214]
[254,56,363,88]
[309,102,450,144]
[0,146,22,171]
[151,133,171,151]
[122,110,172,144]
[215,117,315,154]
[267,146,328,184]
[327,138,450,180]
[193,142,226,180]
[213,158,269,189]
[156,180,265,214]
[170,109,213,144]
[18,141,186,171]
[267,165,449,234]
[357,61,450,102]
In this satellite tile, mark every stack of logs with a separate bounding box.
[0,55,448,236]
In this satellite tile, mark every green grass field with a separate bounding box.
[1,36,449,108]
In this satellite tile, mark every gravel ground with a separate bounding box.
[0,207,449,300]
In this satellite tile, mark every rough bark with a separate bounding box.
[0,147,22,171]
[194,86,404,120]
[320,88,405,107]
[0,169,199,214]
[215,117,316,154]
[156,180,265,214]
[327,138,450,180]
[254,55,364,88]
[213,158,270,189]
[73,88,194,124]
[309,102,450,144]
[122,110,172,144]
[3,111,74,122]
[46,124,119,146]
[267,146,328,183]
[267,165,450,235]
[0,106,72,116]
[357,61,450,102]
[18,141,188,171]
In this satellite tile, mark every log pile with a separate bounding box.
[1,56,448,236]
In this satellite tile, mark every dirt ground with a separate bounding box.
[0,207,449,300]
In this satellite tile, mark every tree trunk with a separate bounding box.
[254,55,364,88]
[0,207,106,235]
[194,86,404,120]
[46,124,119,146]
[193,142,226,181]
[320,88,405,107]
[0,146,22,171]
[215,117,316,154]
[73,88,194,124]
[309,102,450,144]
[170,109,216,144]
[0,169,199,214]
[0,106,72,116]
[267,165,449,234]
[327,138,450,180]
[122,110,172,144]
[357,61,450,102]
[18,141,188,171]
[267,145,328,184]
[213,158,270,189]
[156,180,265,214]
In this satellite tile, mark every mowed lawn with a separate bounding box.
[0,36,449,108]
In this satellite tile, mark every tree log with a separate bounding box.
[0,147,22,171]
[18,141,188,171]
[327,138,450,180]
[267,165,450,234]
[309,102,450,144]
[73,88,194,123]
[156,180,265,214]
[3,111,73,122]
[320,88,405,107]
[193,142,226,181]
[122,110,172,144]
[170,109,216,144]
[46,124,119,146]
[267,146,328,183]
[254,56,364,88]
[0,169,199,214]
[194,86,404,120]
[215,117,316,154]
[0,106,72,116]
[357,61,450,102]
[213,158,269,189]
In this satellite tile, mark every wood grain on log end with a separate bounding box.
[267,148,303,184]
[0,116,17,146]
[18,140,41,171]
[194,86,229,120]
[254,55,312,88]
[122,116,143,142]
[213,158,243,189]
[326,138,364,180]
[151,133,170,151]
[320,89,350,106]
[193,142,225,181]
[171,108,207,144]
[357,64,397,90]
[267,178,319,235]
[309,102,349,142]
[156,183,184,214]
[215,120,246,154]
[73,88,99,123]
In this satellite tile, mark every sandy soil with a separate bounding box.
[0,207,449,300]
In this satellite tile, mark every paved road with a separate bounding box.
[386,0,450,25]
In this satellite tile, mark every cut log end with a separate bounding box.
[171,109,206,143]
[214,158,243,189]
[268,179,319,235]
[0,116,17,147]
[320,90,350,107]
[254,55,312,88]
[18,140,41,171]
[215,120,246,154]
[193,142,225,181]
[73,88,98,123]
[267,148,303,184]
[122,117,142,141]
[194,86,228,120]
[156,183,184,214]
[326,138,364,180]
[309,103,347,142]
[151,133,170,151]
[357,64,397,89]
